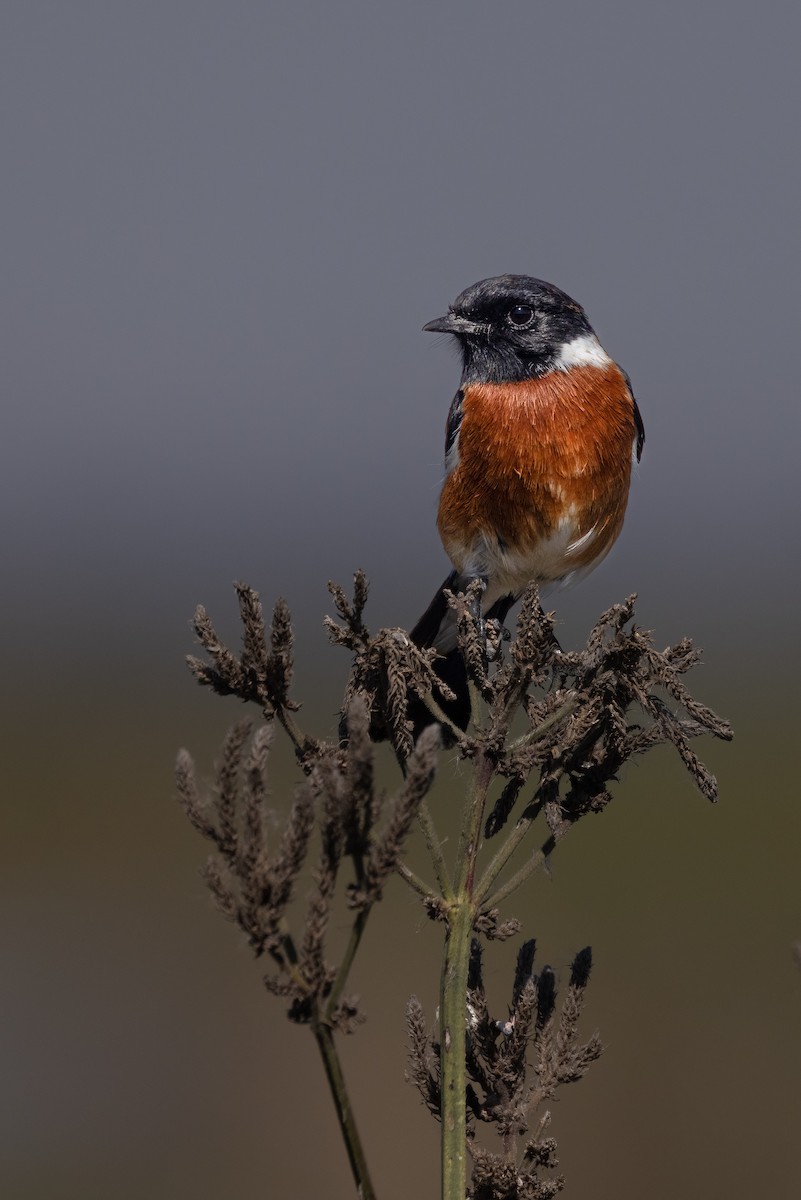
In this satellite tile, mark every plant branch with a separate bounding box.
[479,834,557,914]
[507,695,579,751]
[313,1019,377,1200]
[417,799,455,901]
[473,789,549,909]
[396,860,437,901]
[326,907,371,1020]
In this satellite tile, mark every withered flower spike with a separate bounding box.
[459,940,602,1196]
[644,643,732,740]
[338,625,456,757]
[326,571,371,645]
[510,582,557,669]
[294,759,348,1005]
[569,946,592,990]
[327,578,353,622]
[191,604,240,683]
[175,748,218,844]
[485,778,524,839]
[201,855,238,923]
[187,587,323,763]
[266,597,298,710]
[343,694,378,850]
[468,939,485,994]
[235,581,268,680]
[469,1144,565,1200]
[352,569,369,625]
[536,967,556,1031]
[300,892,332,1001]
[513,940,537,1005]
[238,724,273,898]
[352,725,440,907]
[446,580,491,691]
[267,785,315,915]
[218,719,255,859]
[385,636,416,759]
[178,718,319,980]
[406,995,441,1117]
[308,754,346,845]
[500,977,537,1076]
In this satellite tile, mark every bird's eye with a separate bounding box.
[508,304,534,327]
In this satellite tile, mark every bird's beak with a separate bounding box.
[422,313,484,335]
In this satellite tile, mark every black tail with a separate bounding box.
[409,573,515,738]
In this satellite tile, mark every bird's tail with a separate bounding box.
[409,572,515,737]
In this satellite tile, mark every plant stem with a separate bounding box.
[479,836,555,913]
[313,1019,377,1200]
[420,692,467,744]
[396,859,437,900]
[456,755,494,896]
[440,752,494,1200]
[326,906,370,1019]
[472,797,544,909]
[418,799,455,900]
[507,696,578,751]
[440,900,473,1200]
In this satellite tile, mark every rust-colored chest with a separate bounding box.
[437,364,638,574]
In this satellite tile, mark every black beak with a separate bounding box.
[422,313,485,335]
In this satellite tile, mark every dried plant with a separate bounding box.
[177,572,732,1200]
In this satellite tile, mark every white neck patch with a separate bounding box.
[554,334,612,371]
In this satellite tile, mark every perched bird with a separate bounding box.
[411,274,644,730]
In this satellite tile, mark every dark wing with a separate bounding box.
[633,398,645,462]
[621,368,645,462]
[444,388,464,474]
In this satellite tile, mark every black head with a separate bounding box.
[423,274,597,383]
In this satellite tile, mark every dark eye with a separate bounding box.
[508,304,534,327]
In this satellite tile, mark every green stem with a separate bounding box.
[440,901,473,1200]
[507,696,578,752]
[472,798,544,909]
[479,836,555,913]
[467,678,484,732]
[474,760,567,909]
[455,755,493,894]
[312,1020,377,1200]
[396,859,437,900]
[419,691,468,745]
[440,752,494,1200]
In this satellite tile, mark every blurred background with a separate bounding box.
[2,2,799,1197]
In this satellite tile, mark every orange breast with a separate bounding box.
[437,364,637,578]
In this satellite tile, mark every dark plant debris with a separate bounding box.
[179,571,732,1199]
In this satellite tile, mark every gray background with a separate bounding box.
[2,3,799,1198]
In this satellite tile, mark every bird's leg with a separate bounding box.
[464,575,487,626]
[470,578,512,663]
[465,575,498,659]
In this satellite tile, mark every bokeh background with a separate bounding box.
[3,3,800,1197]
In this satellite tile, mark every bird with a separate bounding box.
[410,273,644,731]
